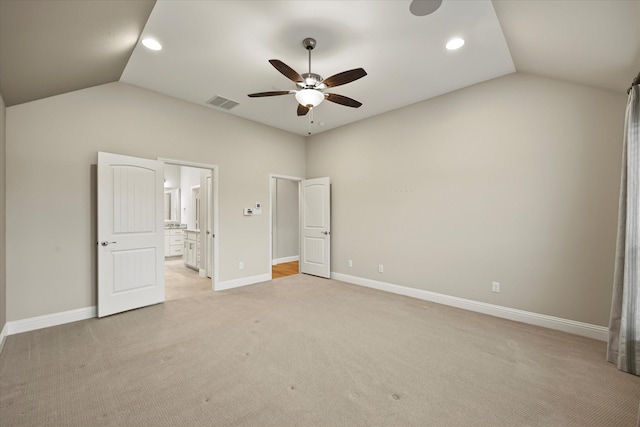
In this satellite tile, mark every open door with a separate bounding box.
[300,177,331,278]
[206,175,213,278]
[97,152,165,317]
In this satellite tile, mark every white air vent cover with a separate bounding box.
[206,95,239,110]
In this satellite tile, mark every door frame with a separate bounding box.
[160,158,219,291]
[269,174,304,280]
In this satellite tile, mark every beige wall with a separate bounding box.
[0,92,6,336]
[307,72,625,326]
[6,82,305,321]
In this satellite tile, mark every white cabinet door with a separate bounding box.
[97,152,165,317]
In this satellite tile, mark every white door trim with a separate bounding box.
[269,174,304,280]
[159,158,219,291]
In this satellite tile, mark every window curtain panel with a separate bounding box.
[607,83,640,376]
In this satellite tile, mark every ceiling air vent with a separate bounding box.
[206,95,239,110]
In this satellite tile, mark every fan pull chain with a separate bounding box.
[307,107,315,135]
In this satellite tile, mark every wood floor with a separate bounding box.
[272,260,299,279]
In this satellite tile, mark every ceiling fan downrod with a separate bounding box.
[303,37,316,76]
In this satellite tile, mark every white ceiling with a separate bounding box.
[1,1,639,137]
[121,0,515,136]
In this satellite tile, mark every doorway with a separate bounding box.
[269,174,303,279]
[161,158,219,296]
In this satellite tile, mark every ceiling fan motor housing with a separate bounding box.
[299,73,325,89]
[302,37,316,50]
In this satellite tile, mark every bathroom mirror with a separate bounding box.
[164,188,180,223]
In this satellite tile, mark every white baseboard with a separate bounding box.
[216,273,271,291]
[6,306,97,336]
[199,268,206,277]
[331,273,608,341]
[272,255,299,265]
[0,322,8,353]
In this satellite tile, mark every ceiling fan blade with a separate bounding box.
[297,104,310,116]
[269,59,304,83]
[322,68,367,88]
[325,93,362,108]
[247,91,292,97]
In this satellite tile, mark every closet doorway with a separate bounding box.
[269,174,303,279]
[161,158,219,299]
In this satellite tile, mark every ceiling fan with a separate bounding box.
[248,37,367,117]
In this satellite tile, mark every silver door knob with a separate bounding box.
[99,241,117,246]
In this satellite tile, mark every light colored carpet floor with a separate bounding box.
[1,274,639,426]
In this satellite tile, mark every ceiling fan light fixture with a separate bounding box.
[295,89,324,108]
[446,38,465,51]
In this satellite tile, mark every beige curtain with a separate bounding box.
[607,83,640,376]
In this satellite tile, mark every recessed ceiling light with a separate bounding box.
[446,38,465,51]
[142,38,162,51]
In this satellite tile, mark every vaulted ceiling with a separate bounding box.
[1,0,638,136]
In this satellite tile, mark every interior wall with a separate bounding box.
[180,165,201,230]
[0,92,6,340]
[306,72,626,327]
[164,163,180,189]
[6,82,305,322]
[273,178,299,262]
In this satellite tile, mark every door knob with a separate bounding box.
[99,241,117,246]
[321,231,330,235]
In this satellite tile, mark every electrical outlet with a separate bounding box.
[348,260,352,268]
[492,282,500,293]
[239,262,245,270]
[378,264,384,273]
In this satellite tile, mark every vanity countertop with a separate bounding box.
[165,224,186,229]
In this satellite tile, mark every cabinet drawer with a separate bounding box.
[187,232,197,241]
[170,229,184,236]
[170,236,183,245]
[169,246,184,256]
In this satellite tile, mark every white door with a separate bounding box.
[97,152,165,317]
[300,177,331,278]
[206,175,213,278]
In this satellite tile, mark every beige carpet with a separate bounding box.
[1,274,639,427]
